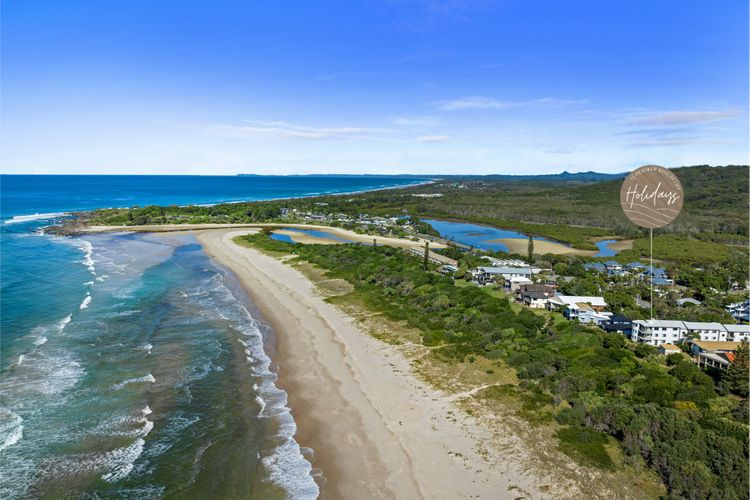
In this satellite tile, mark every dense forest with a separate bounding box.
[240,232,749,499]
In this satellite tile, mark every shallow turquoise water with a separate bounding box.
[1,174,429,497]
[0,228,318,498]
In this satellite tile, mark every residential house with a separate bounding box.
[547,295,607,312]
[471,266,535,286]
[439,264,459,275]
[565,302,612,324]
[583,262,606,273]
[505,275,533,291]
[658,344,682,355]
[600,313,633,336]
[604,260,623,272]
[481,256,529,268]
[726,301,749,323]
[626,261,646,271]
[689,340,741,356]
[697,351,735,371]
[517,284,556,309]
[689,340,741,371]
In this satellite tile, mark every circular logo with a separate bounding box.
[620,165,684,228]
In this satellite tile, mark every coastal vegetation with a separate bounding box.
[238,231,749,499]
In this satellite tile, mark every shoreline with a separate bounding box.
[4,177,435,222]
[195,228,549,499]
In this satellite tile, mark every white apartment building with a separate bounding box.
[632,320,687,345]
[632,320,749,346]
[725,324,750,342]
[682,322,727,341]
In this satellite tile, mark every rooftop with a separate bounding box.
[690,340,741,351]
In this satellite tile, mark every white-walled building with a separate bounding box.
[725,324,750,342]
[683,322,727,342]
[546,295,607,312]
[632,320,688,345]
[633,320,749,346]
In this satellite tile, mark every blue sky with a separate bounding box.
[1,0,747,174]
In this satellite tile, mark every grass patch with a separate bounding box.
[233,233,294,258]
[557,427,615,470]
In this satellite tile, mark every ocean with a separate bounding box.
[0,174,429,498]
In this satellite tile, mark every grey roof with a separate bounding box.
[479,266,534,275]
[627,261,645,268]
[633,319,686,328]
[584,262,606,271]
[604,260,622,267]
[677,298,702,306]
[683,322,726,332]
[723,324,750,333]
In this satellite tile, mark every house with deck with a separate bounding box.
[516,284,556,309]
[471,266,535,286]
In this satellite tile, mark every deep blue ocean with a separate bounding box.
[0,174,429,498]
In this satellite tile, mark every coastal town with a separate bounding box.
[272,206,750,376]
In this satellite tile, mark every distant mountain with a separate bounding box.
[476,171,627,182]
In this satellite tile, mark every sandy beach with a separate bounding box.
[82,223,445,250]
[196,228,554,499]
[489,237,597,256]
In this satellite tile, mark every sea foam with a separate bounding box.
[3,212,69,224]
[113,374,156,390]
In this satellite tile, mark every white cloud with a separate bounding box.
[629,110,740,126]
[437,96,585,110]
[391,115,441,127]
[199,121,381,140]
[415,135,450,143]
